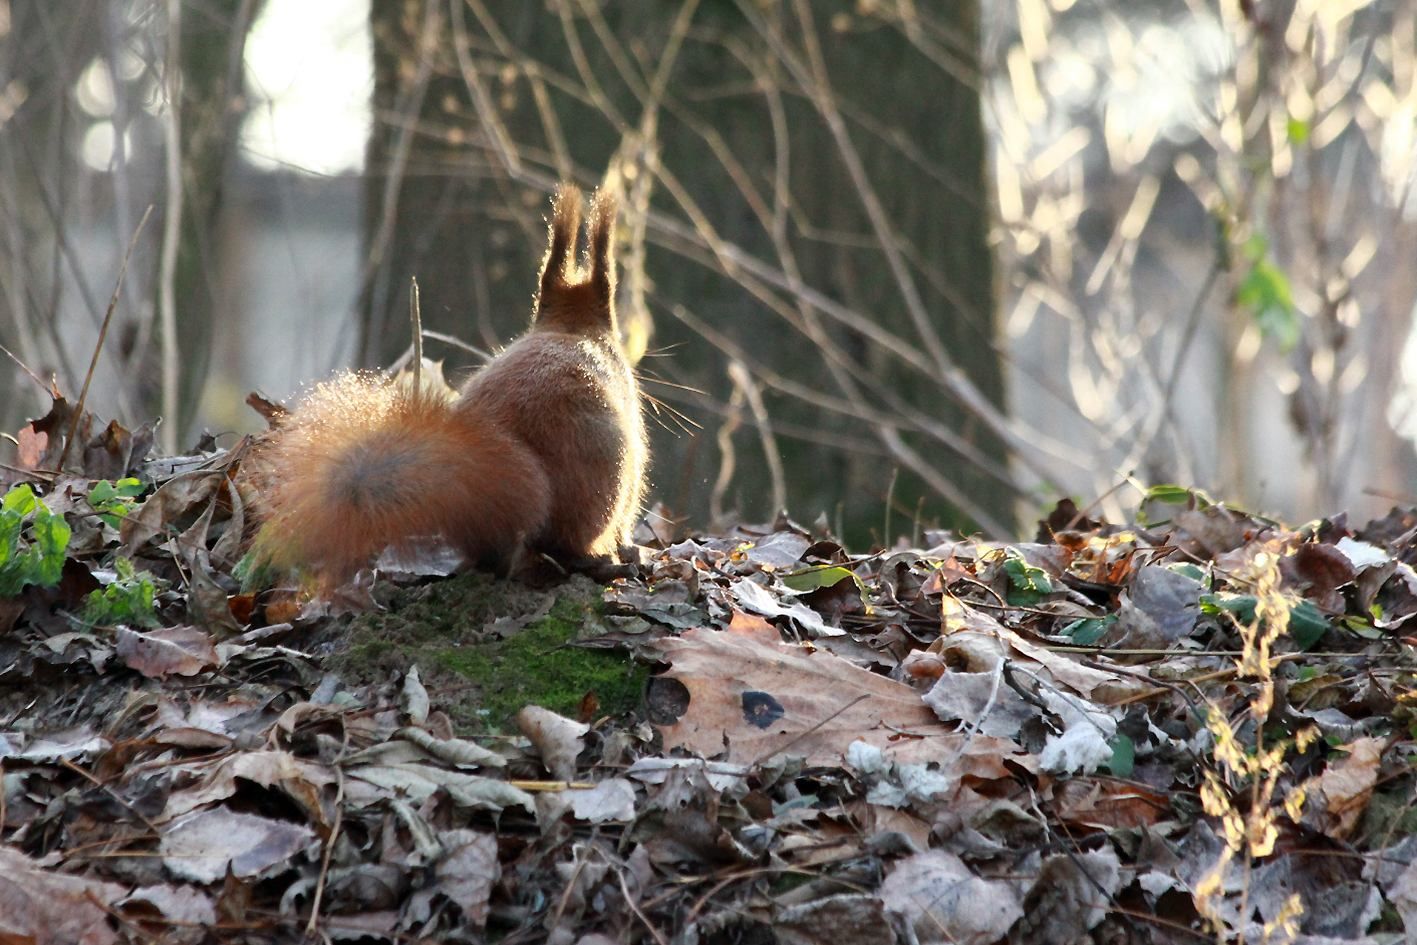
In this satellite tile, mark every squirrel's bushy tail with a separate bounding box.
[253,373,551,585]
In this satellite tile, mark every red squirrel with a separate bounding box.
[253,184,647,586]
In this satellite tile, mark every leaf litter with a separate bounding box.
[5,405,1417,941]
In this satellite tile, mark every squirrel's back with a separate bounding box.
[252,184,646,586]
[462,184,646,559]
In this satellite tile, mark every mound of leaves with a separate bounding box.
[4,402,1417,943]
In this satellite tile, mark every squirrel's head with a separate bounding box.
[532,184,618,337]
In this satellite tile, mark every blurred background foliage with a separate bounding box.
[1,0,1415,545]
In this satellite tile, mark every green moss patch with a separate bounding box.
[332,573,647,732]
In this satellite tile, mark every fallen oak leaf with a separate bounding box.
[653,611,1028,770]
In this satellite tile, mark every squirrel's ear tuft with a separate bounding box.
[587,187,618,301]
[540,184,583,299]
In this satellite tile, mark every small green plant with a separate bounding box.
[0,484,72,596]
[82,556,160,628]
[87,478,143,528]
[1000,548,1053,606]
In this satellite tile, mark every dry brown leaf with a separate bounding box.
[0,846,125,945]
[121,470,224,552]
[1015,848,1122,943]
[1051,777,1171,830]
[160,808,317,883]
[1308,735,1387,840]
[769,893,889,945]
[116,625,219,678]
[932,605,1138,703]
[654,612,1026,768]
[119,883,218,925]
[160,749,334,824]
[879,849,1024,945]
[431,829,498,926]
[565,778,637,823]
[516,705,589,781]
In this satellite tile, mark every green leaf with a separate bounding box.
[1106,734,1136,778]
[0,486,71,596]
[1288,600,1329,650]
[1003,550,1053,606]
[1143,484,1197,506]
[1200,593,1329,649]
[27,508,70,588]
[1345,617,1384,639]
[88,477,143,528]
[1236,238,1299,352]
[782,566,863,594]
[1201,592,1257,623]
[1061,614,1116,646]
[2,484,37,516]
[1169,563,1207,585]
[82,557,160,628]
[88,480,119,505]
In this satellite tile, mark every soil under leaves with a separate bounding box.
[4,404,1417,943]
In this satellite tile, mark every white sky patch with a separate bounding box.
[241,0,371,176]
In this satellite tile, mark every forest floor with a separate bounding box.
[3,397,1417,944]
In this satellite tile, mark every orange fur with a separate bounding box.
[254,184,646,586]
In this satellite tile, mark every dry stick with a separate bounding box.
[359,0,441,362]
[618,867,670,945]
[709,381,743,523]
[158,0,182,455]
[728,360,787,514]
[304,761,346,936]
[409,277,422,392]
[58,205,155,474]
[388,329,493,376]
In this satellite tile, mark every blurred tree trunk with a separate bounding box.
[781,4,1005,540]
[0,1,106,420]
[169,0,261,439]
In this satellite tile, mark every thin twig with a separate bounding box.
[748,693,869,767]
[409,277,422,391]
[58,204,154,473]
[157,0,183,454]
